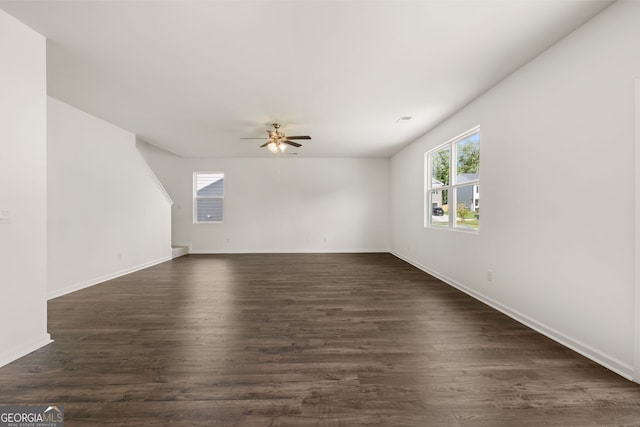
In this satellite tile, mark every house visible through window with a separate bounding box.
[194,172,224,223]
[425,127,480,231]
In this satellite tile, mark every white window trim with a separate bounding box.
[193,171,224,224]
[425,126,480,233]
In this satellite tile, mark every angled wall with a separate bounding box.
[47,97,172,299]
[391,0,640,379]
[0,10,51,367]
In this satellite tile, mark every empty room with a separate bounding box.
[2,0,640,425]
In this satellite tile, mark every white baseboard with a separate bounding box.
[172,242,192,253]
[171,246,189,258]
[47,255,172,300]
[391,250,635,381]
[0,334,52,369]
[189,248,390,254]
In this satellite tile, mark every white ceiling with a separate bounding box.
[1,0,613,158]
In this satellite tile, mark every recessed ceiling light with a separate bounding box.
[396,116,412,123]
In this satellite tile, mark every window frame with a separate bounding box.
[193,171,225,224]
[425,126,480,232]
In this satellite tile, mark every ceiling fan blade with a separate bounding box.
[283,140,302,148]
[286,136,311,140]
[240,137,268,140]
[260,142,271,148]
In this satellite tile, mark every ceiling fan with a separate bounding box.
[241,123,311,153]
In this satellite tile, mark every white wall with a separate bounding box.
[47,97,172,299]
[391,0,640,379]
[0,10,51,367]
[140,143,389,253]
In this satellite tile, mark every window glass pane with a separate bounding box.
[196,173,224,197]
[455,185,479,229]
[429,189,448,226]
[425,127,480,231]
[431,147,450,186]
[196,199,223,222]
[456,132,480,176]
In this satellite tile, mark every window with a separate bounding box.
[425,127,480,231]
[194,172,224,223]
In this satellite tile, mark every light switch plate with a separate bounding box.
[0,210,10,224]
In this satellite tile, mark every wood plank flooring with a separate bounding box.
[1,253,640,426]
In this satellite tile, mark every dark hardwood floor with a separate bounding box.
[1,253,640,426]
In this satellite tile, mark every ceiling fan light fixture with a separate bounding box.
[243,123,311,152]
[266,138,288,154]
[267,141,279,153]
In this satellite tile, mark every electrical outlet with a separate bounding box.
[486,270,493,282]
